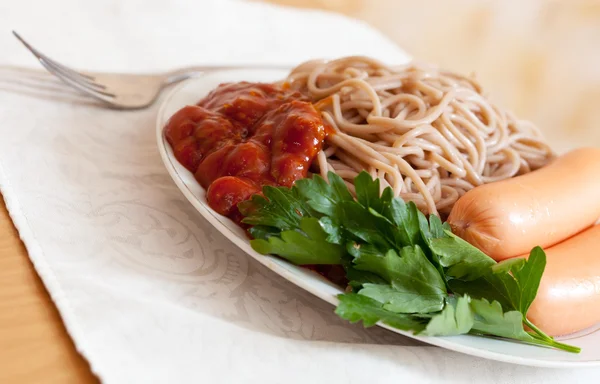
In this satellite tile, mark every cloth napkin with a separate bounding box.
[1,0,598,382]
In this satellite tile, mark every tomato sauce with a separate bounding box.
[164,82,329,223]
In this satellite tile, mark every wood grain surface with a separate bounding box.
[0,196,98,383]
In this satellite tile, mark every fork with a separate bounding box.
[13,31,291,110]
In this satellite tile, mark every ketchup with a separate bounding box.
[164,82,328,223]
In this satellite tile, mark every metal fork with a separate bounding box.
[13,31,290,110]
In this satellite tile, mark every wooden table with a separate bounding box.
[0,196,98,383]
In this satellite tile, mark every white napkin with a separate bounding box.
[1,0,598,382]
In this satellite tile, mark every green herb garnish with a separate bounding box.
[239,171,580,353]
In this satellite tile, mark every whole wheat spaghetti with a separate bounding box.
[285,56,554,216]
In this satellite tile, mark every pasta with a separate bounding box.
[285,56,554,216]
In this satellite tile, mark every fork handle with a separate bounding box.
[163,64,293,85]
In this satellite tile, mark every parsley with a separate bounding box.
[470,298,533,340]
[352,245,447,313]
[383,198,422,246]
[239,186,312,230]
[337,201,393,249]
[335,293,427,331]
[354,171,386,213]
[295,172,353,216]
[250,217,345,265]
[422,296,474,336]
[430,230,496,281]
[448,247,545,315]
[240,171,580,353]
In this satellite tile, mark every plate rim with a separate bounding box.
[155,71,600,368]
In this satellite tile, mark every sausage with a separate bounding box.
[447,148,600,260]
[526,225,600,336]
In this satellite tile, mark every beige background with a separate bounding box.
[263,0,600,151]
[1,1,599,382]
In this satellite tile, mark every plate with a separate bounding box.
[156,69,600,368]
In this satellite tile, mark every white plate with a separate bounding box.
[156,69,600,368]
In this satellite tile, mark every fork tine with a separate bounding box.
[43,58,108,90]
[13,36,116,102]
[39,57,112,93]
[13,31,115,97]
[12,31,95,81]
[39,59,117,100]
[13,31,116,99]
[36,58,117,102]
[39,54,109,90]
[35,56,117,97]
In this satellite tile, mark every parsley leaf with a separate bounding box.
[470,298,533,340]
[383,199,422,246]
[430,230,496,281]
[359,283,444,314]
[449,247,545,315]
[337,201,392,249]
[345,266,387,291]
[511,246,546,315]
[318,216,344,244]
[354,172,385,212]
[469,298,579,352]
[239,186,312,230]
[295,172,353,216]
[351,245,447,313]
[247,225,281,240]
[421,296,474,336]
[368,203,421,248]
[416,210,450,284]
[335,293,427,331]
[419,211,449,243]
[250,217,344,265]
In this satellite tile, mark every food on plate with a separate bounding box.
[165,82,328,222]
[525,225,600,336]
[163,55,595,352]
[166,56,554,220]
[238,171,579,352]
[447,147,600,260]
[286,56,553,216]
